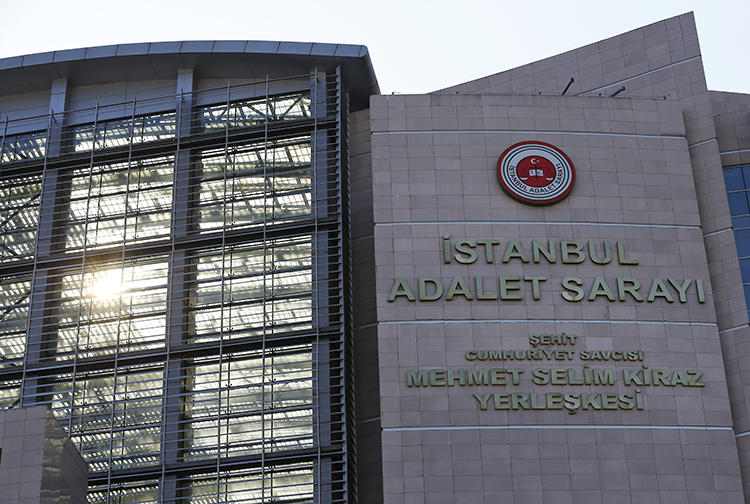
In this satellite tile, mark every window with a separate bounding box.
[723,165,750,320]
[0,77,347,504]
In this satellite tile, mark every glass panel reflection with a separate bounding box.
[180,463,313,503]
[48,365,164,471]
[88,479,159,504]
[0,130,47,163]
[199,92,310,131]
[197,138,311,233]
[65,156,174,252]
[725,165,750,343]
[57,257,168,359]
[0,77,344,504]
[0,380,20,408]
[0,273,31,369]
[182,345,313,461]
[70,112,176,153]
[189,237,312,343]
[0,173,41,263]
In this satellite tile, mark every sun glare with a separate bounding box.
[86,268,125,300]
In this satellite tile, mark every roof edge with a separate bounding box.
[0,40,373,71]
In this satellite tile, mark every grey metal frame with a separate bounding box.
[0,68,352,504]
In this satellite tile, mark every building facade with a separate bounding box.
[0,405,88,504]
[0,43,376,503]
[350,11,750,504]
[1,10,750,504]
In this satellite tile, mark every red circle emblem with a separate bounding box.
[497,141,575,205]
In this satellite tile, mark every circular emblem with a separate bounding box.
[497,141,575,205]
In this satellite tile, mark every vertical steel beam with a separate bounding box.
[311,70,331,332]
[310,68,340,503]
[0,117,8,163]
[23,78,69,406]
[336,63,356,502]
[160,68,195,504]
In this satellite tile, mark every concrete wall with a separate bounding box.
[434,23,750,471]
[351,107,384,502]
[712,91,750,167]
[0,406,88,504]
[356,12,750,502]
[711,88,750,499]
[367,91,742,503]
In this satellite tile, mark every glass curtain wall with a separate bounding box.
[724,164,750,321]
[0,72,349,503]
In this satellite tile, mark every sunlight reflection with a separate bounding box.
[85,268,124,300]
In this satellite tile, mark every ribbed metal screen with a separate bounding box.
[0,69,351,503]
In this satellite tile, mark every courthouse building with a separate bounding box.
[0,10,749,504]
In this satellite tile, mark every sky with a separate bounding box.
[0,0,747,95]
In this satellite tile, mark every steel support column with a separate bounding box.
[160,68,195,504]
[22,78,69,405]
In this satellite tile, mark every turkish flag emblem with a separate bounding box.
[497,141,575,206]
[516,156,556,187]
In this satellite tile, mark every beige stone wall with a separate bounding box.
[367,87,744,502]
[709,88,750,497]
[0,406,88,504]
[351,108,384,502]
[712,91,750,167]
[348,11,750,502]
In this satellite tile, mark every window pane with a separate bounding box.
[0,173,42,263]
[728,192,749,216]
[48,366,164,471]
[189,237,312,343]
[199,92,311,131]
[180,463,313,503]
[736,229,750,257]
[55,257,169,360]
[1,131,47,163]
[69,112,176,153]
[64,156,174,252]
[724,166,745,191]
[0,273,31,369]
[182,345,313,461]
[197,138,311,233]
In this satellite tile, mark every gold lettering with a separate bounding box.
[647,278,674,303]
[617,277,643,302]
[473,392,491,410]
[429,369,446,386]
[468,368,489,386]
[588,277,615,301]
[502,240,530,263]
[443,235,451,263]
[454,239,477,264]
[500,276,522,300]
[668,278,692,303]
[477,239,500,263]
[446,277,473,300]
[475,277,497,300]
[490,368,507,385]
[561,276,584,301]
[532,240,556,263]
[524,275,546,300]
[696,279,706,303]
[388,278,414,302]
[617,241,638,265]
[406,370,428,387]
[588,240,613,265]
[418,277,443,301]
[561,240,585,263]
